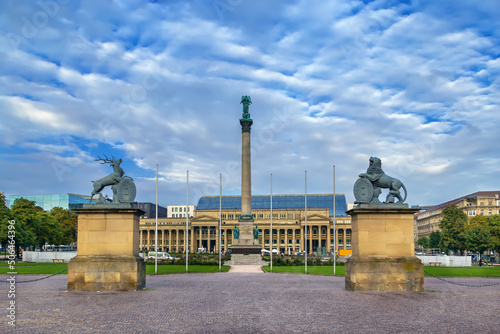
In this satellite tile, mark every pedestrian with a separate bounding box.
[479,257,483,267]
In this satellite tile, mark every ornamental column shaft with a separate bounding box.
[231,96,261,260]
[240,96,253,219]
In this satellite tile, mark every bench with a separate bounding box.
[52,259,65,263]
[428,262,441,266]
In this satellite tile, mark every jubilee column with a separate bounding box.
[231,96,262,263]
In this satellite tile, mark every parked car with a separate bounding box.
[147,252,174,260]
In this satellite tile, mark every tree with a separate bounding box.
[0,192,12,249]
[468,214,488,228]
[10,198,63,251]
[429,231,441,249]
[465,226,494,254]
[439,205,467,255]
[486,214,500,253]
[50,207,77,245]
[417,236,429,249]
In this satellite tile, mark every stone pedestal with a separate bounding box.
[231,219,261,264]
[345,205,424,292]
[68,205,146,291]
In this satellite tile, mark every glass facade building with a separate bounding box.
[9,193,92,211]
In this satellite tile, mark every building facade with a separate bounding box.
[136,202,168,219]
[167,205,196,218]
[9,193,91,211]
[415,191,500,238]
[140,194,352,255]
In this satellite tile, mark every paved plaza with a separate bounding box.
[1,270,499,333]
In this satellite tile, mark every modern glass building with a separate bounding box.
[9,193,92,211]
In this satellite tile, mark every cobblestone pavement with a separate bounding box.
[0,273,499,333]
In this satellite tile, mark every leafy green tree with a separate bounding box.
[429,231,441,249]
[10,198,63,251]
[486,214,500,253]
[50,207,77,245]
[0,192,12,250]
[465,226,494,254]
[468,214,488,228]
[417,236,429,248]
[439,205,467,255]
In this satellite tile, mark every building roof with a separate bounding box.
[196,194,348,217]
[415,191,500,217]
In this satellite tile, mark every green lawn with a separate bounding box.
[262,265,500,277]
[262,265,345,276]
[423,266,500,277]
[0,262,229,275]
[146,265,230,274]
[0,263,68,275]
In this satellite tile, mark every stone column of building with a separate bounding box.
[300,226,304,253]
[223,229,227,253]
[190,228,195,253]
[139,230,143,251]
[327,225,331,253]
[309,226,313,254]
[292,229,296,253]
[318,226,322,250]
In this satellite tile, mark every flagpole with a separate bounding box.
[305,170,308,275]
[219,172,222,273]
[333,165,336,276]
[155,164,158,275]
[186,170,189,274]
[270,173,273,273]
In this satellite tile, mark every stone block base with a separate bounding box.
[345,256,424,292]
[68,255,146,292]
[231,254,263,265]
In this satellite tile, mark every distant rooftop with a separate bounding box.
[196,194,348,217]
[416,191,500,216]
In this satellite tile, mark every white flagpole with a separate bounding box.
[186,170,189,274]
[333,165,336,276]
[305,170,308,275]
[270,173,273,273]
[219,173,222,272]
[155,164,158,275]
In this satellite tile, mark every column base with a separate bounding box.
[345,256,424,292]
[68,255,146,292]
[231,245,261,255]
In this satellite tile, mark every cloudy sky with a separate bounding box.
[0,0,499,208]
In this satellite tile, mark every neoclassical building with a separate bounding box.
[140,194,352,255]
[415,191,500,238]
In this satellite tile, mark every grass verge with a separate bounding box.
[262,265,500,277]
[423,266,500,277]
[0,263,230,275]
[262,265,345,276]
[146,265,230,275]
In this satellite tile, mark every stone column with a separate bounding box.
[326,225,331,253]
[300,226,304,253]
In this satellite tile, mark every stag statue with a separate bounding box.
[90,155,131,203]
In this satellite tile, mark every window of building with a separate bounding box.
[468,210,476,216]
[480,202,484,206]
[481,210,484,215]
[489,210,492,215]
[280,213,286,219]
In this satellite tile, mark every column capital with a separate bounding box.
[240,118,253,132]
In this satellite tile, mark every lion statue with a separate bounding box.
[358,157,407,204]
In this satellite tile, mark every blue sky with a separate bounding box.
[0,0,499,208]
